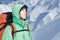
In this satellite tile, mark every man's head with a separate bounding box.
[19,5,27,20]
[12,4,28,25]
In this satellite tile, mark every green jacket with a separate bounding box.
[2,4,30,40]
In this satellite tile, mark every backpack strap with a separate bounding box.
[0,22,8,31]
[9,24,16,38]
[13,25,30,33]
[0,24,6,40]
[0,23,14,40]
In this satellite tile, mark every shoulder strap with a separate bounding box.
[0,22,8,31]
[9,24,16,38]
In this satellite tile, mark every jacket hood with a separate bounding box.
[12,4,28,28]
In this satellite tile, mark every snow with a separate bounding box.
[0,0,60,40]
[0,4,12,14]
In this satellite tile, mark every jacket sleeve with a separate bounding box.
[2,26,13,40]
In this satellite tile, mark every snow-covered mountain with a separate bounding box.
[0,0,60,40]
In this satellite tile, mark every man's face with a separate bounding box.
[20,8,27,20]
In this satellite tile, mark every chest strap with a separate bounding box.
[13,29,30,33]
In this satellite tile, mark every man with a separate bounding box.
[2,4,30,40]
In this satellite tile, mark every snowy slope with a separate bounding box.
[0,4,12,14]
[0,0,60,40]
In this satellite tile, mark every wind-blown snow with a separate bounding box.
[0,0,60,40]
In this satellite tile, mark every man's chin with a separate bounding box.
[22,18,26,21]
[20,17,26,21]
[22,19,26,21]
